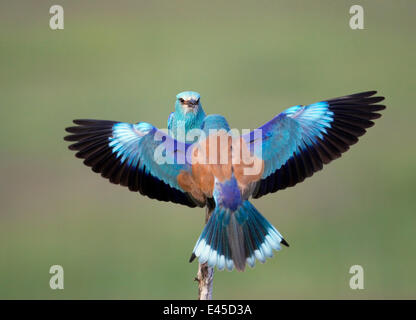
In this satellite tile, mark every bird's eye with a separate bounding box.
[196,98,200,104]
[179,98,185,103]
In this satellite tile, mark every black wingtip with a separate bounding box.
[281,238,290,247]
[189,253,196,263]
[72,119,98,125]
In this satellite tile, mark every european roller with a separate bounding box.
[168,91,206,143]
[65,90,385,271]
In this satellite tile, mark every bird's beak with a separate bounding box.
[182,99,198,112]
[187,99,198,107]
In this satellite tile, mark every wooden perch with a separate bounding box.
[195,204,214,300]
[196,262,214,300]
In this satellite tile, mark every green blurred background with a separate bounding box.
[0,0,415,299]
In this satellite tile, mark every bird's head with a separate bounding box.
[175,91,202,115]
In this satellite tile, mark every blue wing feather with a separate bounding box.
[65,119,201,207]
[242,91,385,198]
[167,112,174,134]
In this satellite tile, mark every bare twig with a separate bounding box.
[196,262,214,300]
[195,205,214,300]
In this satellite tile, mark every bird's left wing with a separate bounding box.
[167,112,174,130]
[242,91,385,199]
[65,119,202,208]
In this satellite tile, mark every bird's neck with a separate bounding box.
[172,108,206,142]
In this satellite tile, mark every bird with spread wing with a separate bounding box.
[65,90,385,271]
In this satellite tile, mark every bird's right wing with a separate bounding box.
[65,119,203,208]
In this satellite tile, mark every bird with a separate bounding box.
[168,91,206,143]
[64,90,385,271]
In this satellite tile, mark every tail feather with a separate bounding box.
[192,200,287,271]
